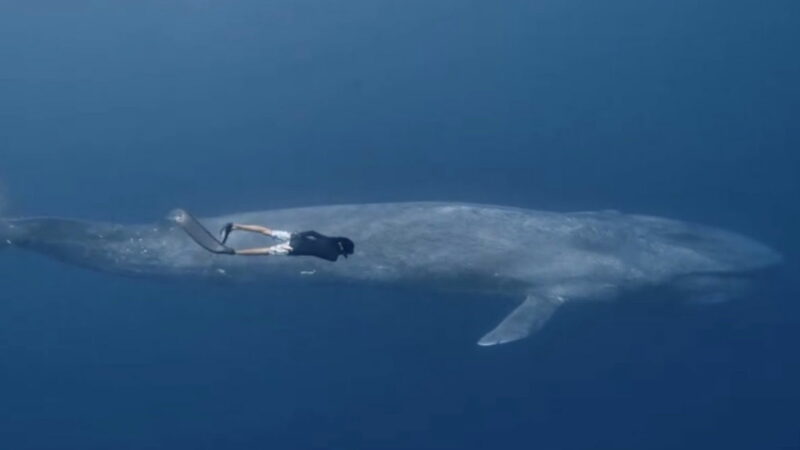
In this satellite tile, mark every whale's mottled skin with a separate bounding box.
[0,202,782,345]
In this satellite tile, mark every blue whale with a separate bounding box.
[0,202,782,345]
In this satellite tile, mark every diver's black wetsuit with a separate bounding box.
[174,210,354,261]
[289,231,350,262]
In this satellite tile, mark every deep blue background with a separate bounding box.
[1,1,798,449]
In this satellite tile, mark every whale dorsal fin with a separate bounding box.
[477,294,564,346]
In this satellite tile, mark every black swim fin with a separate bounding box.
[170,209,236,255]
[219,223,234,244]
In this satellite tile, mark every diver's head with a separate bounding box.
[336,237,355,258]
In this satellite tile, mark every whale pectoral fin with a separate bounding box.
[477,294,564,346]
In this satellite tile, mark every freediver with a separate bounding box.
[217,222,354,262]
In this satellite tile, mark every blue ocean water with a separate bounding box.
[1,0,798,449]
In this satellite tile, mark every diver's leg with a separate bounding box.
[233,242,292,256]
[219,223,290,244]
[230,224,291,239]
[232,224,275,235]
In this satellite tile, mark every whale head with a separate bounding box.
[643,217,783,275]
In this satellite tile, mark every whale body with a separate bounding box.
[0,202,782,345]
